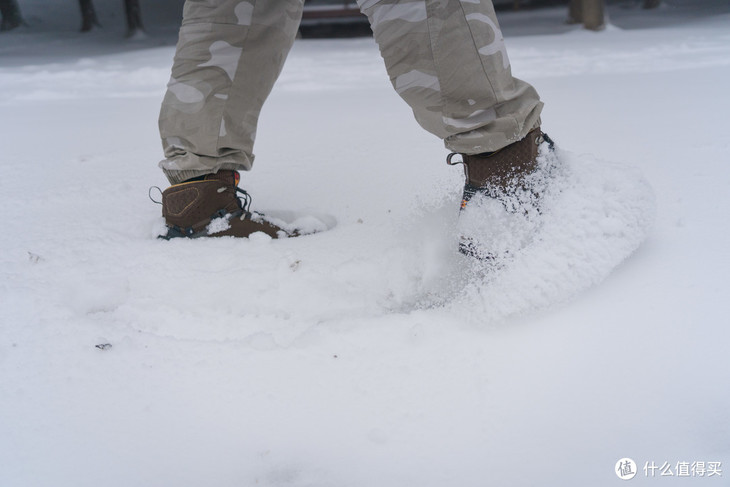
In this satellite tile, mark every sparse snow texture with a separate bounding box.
[1,2,730,487]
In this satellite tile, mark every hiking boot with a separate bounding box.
[158,170,290,239]
[447,127,555,260]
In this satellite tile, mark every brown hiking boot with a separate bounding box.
[447,127,555,259]
[158,170,290,239]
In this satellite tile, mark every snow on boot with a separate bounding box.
[447,127,556,262]
[157,170,291,240]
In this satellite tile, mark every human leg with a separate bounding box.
[360,0,554,259]
[158,0,303,184]
[156,0,303,239]
[359,0,542,155]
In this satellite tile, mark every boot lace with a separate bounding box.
[235,187,252,214]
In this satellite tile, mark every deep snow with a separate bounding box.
[1,2,730,486]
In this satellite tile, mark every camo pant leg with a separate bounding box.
[359,0,543,154]
[158,0,303,184]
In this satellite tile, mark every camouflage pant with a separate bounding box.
[159,0,543,184]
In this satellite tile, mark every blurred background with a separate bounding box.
[2,0,729,48]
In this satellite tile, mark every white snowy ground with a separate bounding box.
[2,2,730,486]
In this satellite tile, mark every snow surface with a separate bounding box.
[2,2,730,486]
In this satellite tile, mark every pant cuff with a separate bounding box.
[162,162,247,185]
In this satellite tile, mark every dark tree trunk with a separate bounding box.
[0,0,24,32]
[124,0,144,37]
[567,0,605,31]
[79,0,101,32]
[643,0,661,8]
[567,0,583,24]
[582,0,605,30]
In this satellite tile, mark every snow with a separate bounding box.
[2,1,730,486]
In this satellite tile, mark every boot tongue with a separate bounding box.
[204,170,239,187]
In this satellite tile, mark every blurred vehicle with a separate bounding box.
[300,0,371,38]
[298,0,561,37]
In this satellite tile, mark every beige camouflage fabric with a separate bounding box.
[159,0,543,184]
